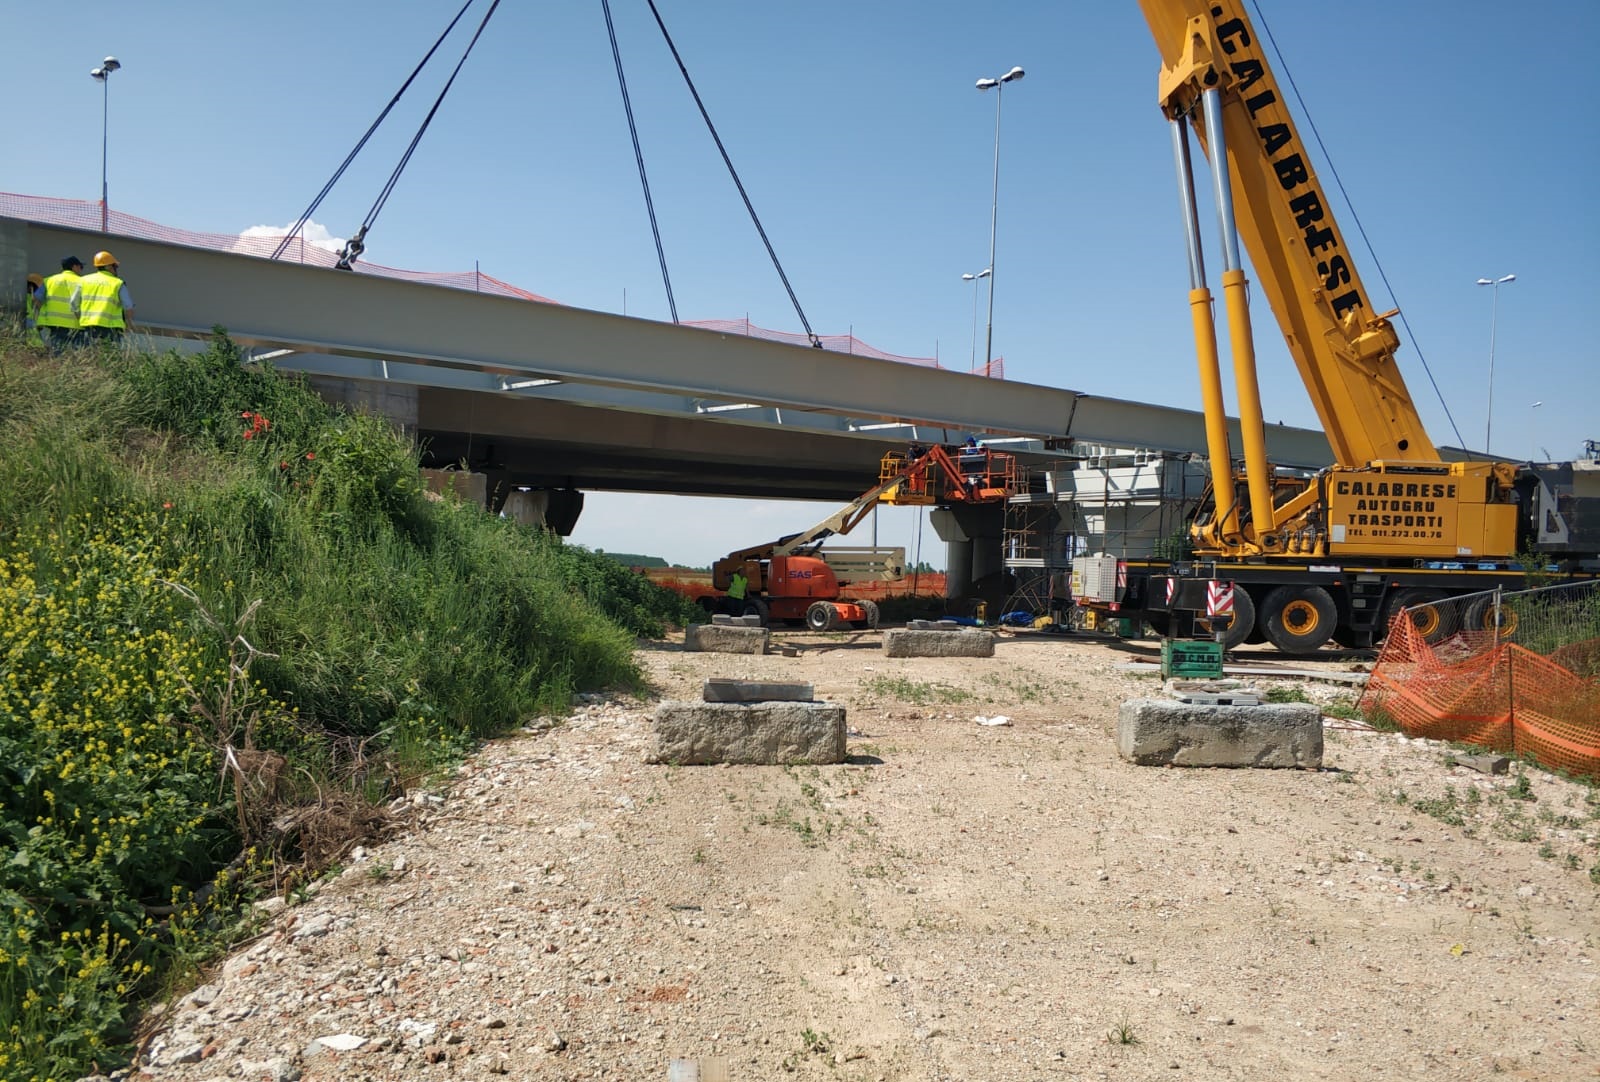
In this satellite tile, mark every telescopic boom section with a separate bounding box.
[1137,0,1437,467]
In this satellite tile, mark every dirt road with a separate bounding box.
[140,629,1599,1081]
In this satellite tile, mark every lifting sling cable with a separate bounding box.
[271,0,478,262]
[643,0,824,347]
[601,0,678,322]
[337,0,503,271]
[1248,1,1469,452]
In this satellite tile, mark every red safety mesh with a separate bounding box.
[4,191,1001,378]
[1362,614,1600,780]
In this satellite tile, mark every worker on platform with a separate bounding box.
[37,255,85,352]
[71,250,135,343]
[727,567,750,614]
[23,273,45,348]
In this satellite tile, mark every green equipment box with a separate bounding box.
[1161,638,1224,679]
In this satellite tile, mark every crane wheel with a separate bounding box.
[1212,587,1256,651]
[858,600,880,630]
[1261,585,1337,655]
[1462,595,1517,640]
[1387,589,1457,644]
[806,601,838,632]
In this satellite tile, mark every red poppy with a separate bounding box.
[305,452,315,461]
[162,501,172,509]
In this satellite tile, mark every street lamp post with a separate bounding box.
[976,65,1024,377]
[961,268,991,373]
[90,56,121,233]
[1475,272,1515,454]
[1529,400,1543,463]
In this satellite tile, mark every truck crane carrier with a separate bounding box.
[1074,0,1599,653]
[703,442,1016,630]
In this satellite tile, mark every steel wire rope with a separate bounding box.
[336,0,503,270]
[1248,0,1469,452]
[601,0,677,322]
[642,0,824,347]
[270,0,478,262]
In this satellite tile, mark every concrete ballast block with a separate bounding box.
[650,701,847,765]
[684,624,769,654]
[882,628,995,658]
[1116,699,1322,769]
[702,679,814,703]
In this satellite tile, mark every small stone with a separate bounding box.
[545,1033,568,1053]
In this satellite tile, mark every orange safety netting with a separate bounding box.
[1361,618,1600,780]
[4,191,1002,379]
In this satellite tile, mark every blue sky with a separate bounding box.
[6,1,1595,568]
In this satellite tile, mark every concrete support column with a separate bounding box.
[931,504,1007,612]
[943,537,973,600]
[500,487,585,536]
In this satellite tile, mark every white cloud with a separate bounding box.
[235,219,346,254]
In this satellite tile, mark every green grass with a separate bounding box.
[862,675,975,705]
[0,327,696,1080]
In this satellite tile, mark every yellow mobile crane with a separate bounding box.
[1075,1,1597,652]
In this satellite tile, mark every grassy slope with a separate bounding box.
[0,327,696,1080]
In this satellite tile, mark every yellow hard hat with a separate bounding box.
[93,250,118,268]
[27,273,43,287]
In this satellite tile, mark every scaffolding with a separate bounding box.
[1000,449,1207,619]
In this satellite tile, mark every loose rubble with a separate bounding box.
[132,633,1599,1081]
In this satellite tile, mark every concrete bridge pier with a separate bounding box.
[500,487,585,536]
[932,505,1008,616]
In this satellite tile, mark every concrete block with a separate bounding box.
[684,624,769,654]
[650,701,846,765]
[711,614,761,627]
[703,679,814,703]
[882,628,995,658]
[906,619,963,630]
[1116,699,1322,769]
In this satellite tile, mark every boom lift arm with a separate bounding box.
[711,443,1015,589]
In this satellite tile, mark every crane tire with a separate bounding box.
[1214,588,1256,651]
[1388,589,1457,644]
[1260,585,1337,655]
[1462,595,1517,640]
[806,601,837,632]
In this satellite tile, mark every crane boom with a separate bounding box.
[1138,0,1437,467]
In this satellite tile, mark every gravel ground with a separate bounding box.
[132,630,1599,1082]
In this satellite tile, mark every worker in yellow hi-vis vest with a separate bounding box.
[23,273,45,348]
[37,255,85,352]
[70,250,136,343]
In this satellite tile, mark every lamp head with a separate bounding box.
[976,77,999,90]
[978,268,991,278]
[1475,278,1493,286]
[102,57,121,72]
[962,273,976,281]
[90,68,105,80]
[1001,66,1025,83]
[1498,273,1516,284]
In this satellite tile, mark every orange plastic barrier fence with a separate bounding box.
[1361,616,1600,780]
